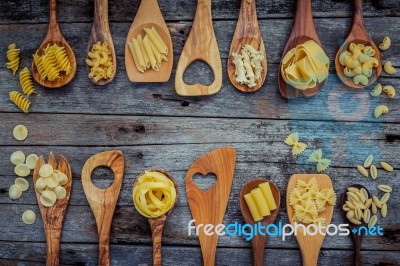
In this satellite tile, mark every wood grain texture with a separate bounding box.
[32,152,72,266]
[175,0,222,96]
[286,174,334,266]
[87,0,117,85]
[125,0,173,82]
[186,147,236,265]
[81,150,124,266]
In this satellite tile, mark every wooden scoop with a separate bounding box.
[227,0,267,92]
[87,0,116,85]
[175,0,222,96]
[33,152,72,266]
[32,0,77,88]
[239,179,280,266]
[341,184,370,266]
[125,0,173,82]
[186,147,236,266]
[286,174,334,266]
[133,169,178,266]
[81,150,124,266]
[335,0,382,89]
[278,0,327,98]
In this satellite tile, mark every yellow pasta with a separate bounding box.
[19,67,36,96]
[143,35,159,71]
[144,27,167,55]
[259,182,277,211]
[9,91,31,113]
[33,51,47,80]
[250,188,270,216]
[308,149,331,172]
[379,36,391,51]
[383,85,396,98]
[6,43,20,75]
[244,193,263,221]
[284,132,307,156]
[86,41,114,82]
[370,83,382,97]
[51,45,71,74]
[374,105,389,118]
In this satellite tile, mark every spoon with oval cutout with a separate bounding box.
[125,0,173,82]
[341,184,371,266]
[33,152,72,266]
[133,169,178,266]
[227,0,267,92]
[239,179,280,266]
[278,0,328,98]
[32,0,76,88]
[86,0,116,85]
[335,0,382,89]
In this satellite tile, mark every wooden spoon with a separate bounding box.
[33,152,72,266]
[341,184,371,266]
[239,179,280,266]
[81,150,124,266]
[286,174,334,266]
[87,0,116,85]
[335,0,382,89]
[133,169,178,266]
[227,0,267,92]
[278,0,327,98]
[32,0,77,89]
[175,0,222,96]
[125,0,173,82]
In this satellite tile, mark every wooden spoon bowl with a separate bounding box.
[33,152,72,265]
[239,179,280,266]
[32,0,76,89]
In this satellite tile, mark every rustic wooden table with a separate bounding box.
[0,0,399,265]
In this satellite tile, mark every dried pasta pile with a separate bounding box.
[244,182,277,221]
[86,41,114,82]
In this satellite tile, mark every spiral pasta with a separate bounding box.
[19,67,36,96]
[9,91,31,113]
[86,41,114,82]
[6,43,20,75]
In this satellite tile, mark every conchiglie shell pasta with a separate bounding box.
[9,184,22,200]
[40,190,57,207]
[10,151,25,166]
[15,163,30,177]
[15,177,29,191]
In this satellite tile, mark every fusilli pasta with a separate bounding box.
[6,43,20,75]
[9,91,31,113]
[19,67,36,96]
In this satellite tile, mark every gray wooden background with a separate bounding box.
[0,0,399,265]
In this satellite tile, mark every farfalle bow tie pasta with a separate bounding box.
[308,149,331,172]
[284,132,307,156]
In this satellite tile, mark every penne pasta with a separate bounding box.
[132,37,146,70]
[137,34,150,69]
[143,35,159,71]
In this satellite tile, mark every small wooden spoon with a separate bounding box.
[32,0,77,89]
[286,174,334,266]
[133,169,178,266]
[33,152,72,266]
[227,0,267,92]
[341,184,370,266]
[335,0,382,89]
[278,0,327,98]
[82,150,124,266]
[86,0,116,85]
[239,179,280,266]
[125,0,173,83]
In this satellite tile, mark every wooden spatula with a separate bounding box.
[175,0,222,96]
[81,150,124,266]
[286,174,334,266]
[186,147,236,266]
[33,152,72,266]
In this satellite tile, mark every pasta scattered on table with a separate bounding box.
[19,67,36,96]
[6,43,20,75]
[308,149,331,172]
[9,91,31,113]
[284,132,307,156]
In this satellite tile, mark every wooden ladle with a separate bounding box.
[228,0,267,92]
[286,174,334,266]
[278,0,327,98]
[341,184,370,266]
[82,150,124,266]
[125,0,173,82]
[239,179,280,266]
[32,0,77,88]
[33,152,72,266]
[87,0,116,85]
[133,170,178,266]
[335,0,382,89]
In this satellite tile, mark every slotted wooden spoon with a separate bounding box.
[228,0,267,92]
[33,152,72,266]
[133,169,178,266]
[32,0,76,88]
[82,150,124,266]
[286,174,334,266]
[278,0,327,98]
[175,0,222,96]
[335,0,382,89]
[125,0,173,82]
[239,179,280,266]
[87,0,116,85]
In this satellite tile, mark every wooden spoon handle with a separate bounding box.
[290,0,320,45]
[238,0,258,35]
[48,0,61,34]
[300,246,320,266]
[352,234,362,266]
[45,228,61,266]
[251,234,267,266]
[93,0,110,31]
[98,233,111,266]
[149,216,167,266]
[351,0,367,33]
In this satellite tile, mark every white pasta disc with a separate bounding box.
[26,154,39,169]
[13,125,28,141]
[15,177,29,191]
[14,163,31,177]
[10,151,25,166]
[40,190,57,207]
[9,184,22,200]
[35,177,47,192]
[53,185,67,200]
[57,172,68,186]
[44,172,58,188]
[22,210,36,225]
[39,164,53,178]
